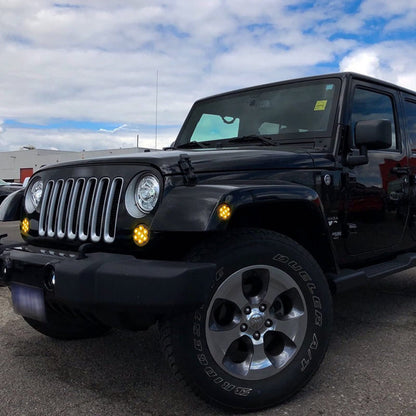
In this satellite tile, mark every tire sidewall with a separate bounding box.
[171,231,332,410]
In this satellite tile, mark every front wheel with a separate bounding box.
[161,230,333,411]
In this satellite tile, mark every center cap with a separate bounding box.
[248,313,264,331]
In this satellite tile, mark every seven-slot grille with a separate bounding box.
[38,177,124,243]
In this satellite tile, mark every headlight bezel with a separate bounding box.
[125,171,162,218]
[24,178,44,214]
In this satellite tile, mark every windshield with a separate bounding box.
[0,179,7,185]
[175,78,340,151]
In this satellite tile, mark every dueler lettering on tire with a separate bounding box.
[160,229,333,411]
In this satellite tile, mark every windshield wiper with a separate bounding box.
[175,141,209,149]
[175,135,277,149]
[224,135,277,146]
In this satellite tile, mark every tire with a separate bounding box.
[160,229,333,411]
[23,304,110,340]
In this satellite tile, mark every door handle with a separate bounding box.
[391,166,409,175]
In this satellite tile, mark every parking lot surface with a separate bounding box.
[0,221,415,416]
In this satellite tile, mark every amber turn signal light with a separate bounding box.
[133,224,150,246]
[21,218,30,235]
[217,203,232,221]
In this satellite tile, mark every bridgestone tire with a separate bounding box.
[23,304,110,340]
[160,229,333,411]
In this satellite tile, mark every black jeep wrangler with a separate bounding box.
[1,72,416,411]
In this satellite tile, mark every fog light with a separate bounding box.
[44,265,56,291]
[218,203,232,221]
[21,218,30,235]
[133,224,150,247]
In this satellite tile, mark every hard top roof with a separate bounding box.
[195,72,416,103]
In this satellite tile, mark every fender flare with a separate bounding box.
[0,188,24,222]
[152,182,327,232]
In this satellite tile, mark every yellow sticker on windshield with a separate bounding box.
[314,100,327,111]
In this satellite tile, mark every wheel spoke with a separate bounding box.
[262,284,282,306]
[227,287,249,309]
[217,272,250,308]
[248,342,271,372]
[264,331,297,370]
[262,268,298,306]
[208,323,243,356]
[275,314,307,344]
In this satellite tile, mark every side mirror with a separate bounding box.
[346,119,392,166]
[355,119,392,150]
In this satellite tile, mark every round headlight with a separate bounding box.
[135,175,160,213]
[31,180,43,208]
[25,179,43,213]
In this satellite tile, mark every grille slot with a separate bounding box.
[39,177,123,243]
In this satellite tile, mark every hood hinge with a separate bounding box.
[178,154,197,185]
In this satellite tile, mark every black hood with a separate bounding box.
[0,184,21,193]
[37,148,322,176]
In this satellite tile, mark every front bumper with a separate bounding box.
[0,244,216,327]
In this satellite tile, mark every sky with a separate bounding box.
[1,0,416,151]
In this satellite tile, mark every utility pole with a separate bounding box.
[155,70,158,149]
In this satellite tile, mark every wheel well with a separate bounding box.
[228,202,337,274]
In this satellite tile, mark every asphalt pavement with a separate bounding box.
[0,221,415,416]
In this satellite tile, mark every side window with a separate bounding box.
[351,88,397,150]
[404,99,416,154]
[190,114,239,142]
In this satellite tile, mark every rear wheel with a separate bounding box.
[161,230,332,411]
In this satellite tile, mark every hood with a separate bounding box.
[0,183,22,193]
[37,148,322,176]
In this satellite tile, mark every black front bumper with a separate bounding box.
[0,245,216,328]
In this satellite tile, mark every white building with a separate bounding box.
[0,147,152,183]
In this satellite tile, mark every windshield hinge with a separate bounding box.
[178,154,197,185]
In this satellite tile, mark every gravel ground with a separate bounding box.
[0,221,415,416]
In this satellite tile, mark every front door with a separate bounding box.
[344,83,409,255]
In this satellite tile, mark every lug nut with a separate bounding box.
[240,324,248,332]
[259,304,267,312]
[244,306,251,315]
[253,332,261,340]
[265,319,273,327]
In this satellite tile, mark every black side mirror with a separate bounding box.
[355,119,392,150]
[346,119,392,166]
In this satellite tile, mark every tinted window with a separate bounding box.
[404,99,416,153]
[351,88,397,150]
[190,114,240,142]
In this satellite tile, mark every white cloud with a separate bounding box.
[339,42,416,90]
[339,50,382,77]
[0,1,415,151]
[98,124,128,133]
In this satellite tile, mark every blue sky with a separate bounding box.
[0,0,416,150]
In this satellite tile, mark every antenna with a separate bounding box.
[155,70,158,149]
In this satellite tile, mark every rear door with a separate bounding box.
[402,94,416,239]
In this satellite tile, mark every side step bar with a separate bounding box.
[328,252,416,293]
